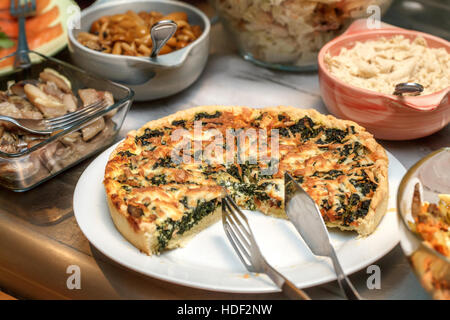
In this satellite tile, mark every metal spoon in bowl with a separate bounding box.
[103,20,178,90]
[393,82,424,96]
[150,20,178,58]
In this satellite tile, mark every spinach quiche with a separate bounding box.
[104,106,389,255]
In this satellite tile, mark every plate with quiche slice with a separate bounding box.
[74,106,405,292]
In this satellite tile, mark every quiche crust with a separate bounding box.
[107,196,222,254]
[104,106,389,255]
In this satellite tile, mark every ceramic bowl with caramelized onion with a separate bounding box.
[76,10,202,57]
[68,0,211,101]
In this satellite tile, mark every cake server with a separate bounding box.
[284,172,362,300]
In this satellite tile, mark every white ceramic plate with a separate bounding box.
[73,142,405,293]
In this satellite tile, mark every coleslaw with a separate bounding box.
[212,0,392,68]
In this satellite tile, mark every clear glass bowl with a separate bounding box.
[0,51,134,191]
[211,0,393,71]
[397,148,450,300]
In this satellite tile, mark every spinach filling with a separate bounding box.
[350,171,377,196]
[225,161,261,182]
[221,160,274,210]
[296,176,304,184]
[317,128,348,144]
[287,116,321,141]
[152,156,177,169]
[338,141,366,163]
[199,164,218,178]
[171,119,186,127]
[279,127,290,137]
[355,200,371,219]
[179,196,189,209]
[334,193,372,226]
[156,199,220,251]
[135,128,164,146]
[149,174,167,186]
[194,111,222,121]
[117,150,135,157]
[240,161,260,181]
[312,169,344,180]
[321,199,332,211]
[218,179,271,211]
[226,164,241,181]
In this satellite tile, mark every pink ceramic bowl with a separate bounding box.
[318,19,450,141]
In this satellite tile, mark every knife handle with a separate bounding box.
[329,248,361,300]
[281,279,311,300]
[264,263,311,300]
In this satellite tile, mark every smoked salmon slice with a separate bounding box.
[0,22,63,68]
[0,5,60,38]
[27,22,63,49]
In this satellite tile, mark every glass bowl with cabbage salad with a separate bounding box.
[211,0,392,71]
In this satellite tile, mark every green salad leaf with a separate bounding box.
[0,32,15,49]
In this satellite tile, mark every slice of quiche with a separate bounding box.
[104,106,389,255]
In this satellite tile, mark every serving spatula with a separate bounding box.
[284,172,362,300]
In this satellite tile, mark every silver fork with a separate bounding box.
[0,99,108,134]
[222,195,311,300]
[10,0,36,69]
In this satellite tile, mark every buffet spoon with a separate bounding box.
[393,82,424,96]
[115,20,178,86]
[150,20,178,58]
